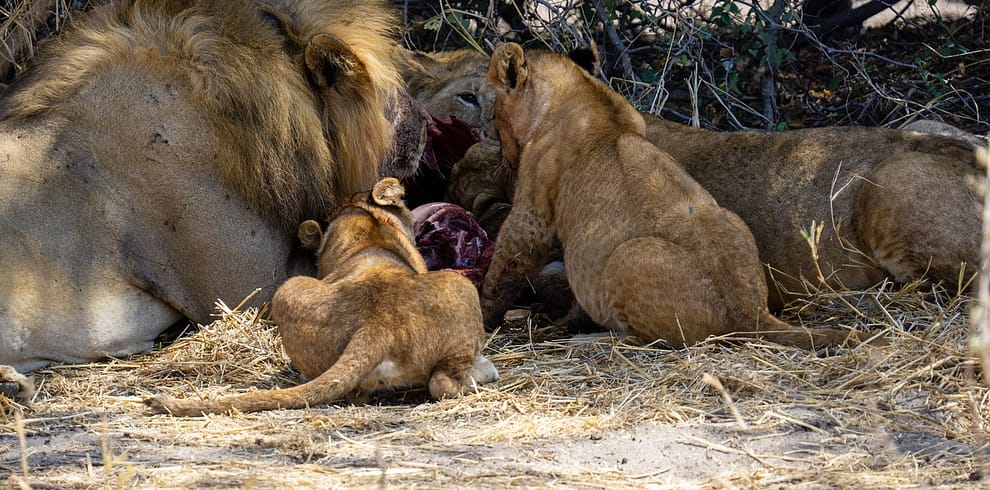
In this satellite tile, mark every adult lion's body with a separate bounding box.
[646,118,981,307]
[414,50,981,309]
[0,0,417,374]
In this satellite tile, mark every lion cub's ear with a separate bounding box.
[489,43,528,92]
[305,33,368,90]
[371,177,406,207]
[297,220,324,250]
[568,43,600,76]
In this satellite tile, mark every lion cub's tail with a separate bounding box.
[751,311,868,350]
[144,333,386,417]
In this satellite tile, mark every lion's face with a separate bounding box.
[444,141,514,240]
[398,49,497,141]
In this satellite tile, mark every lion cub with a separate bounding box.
[481,44,859,349]
[145,178,498,416]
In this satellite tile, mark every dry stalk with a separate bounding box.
[701,373,747,429]
[591,0,637,83]
[973,141,990,386]
[5,281,985,487]
[15,408,28,481]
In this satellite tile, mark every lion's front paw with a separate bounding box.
[0,365,35,404]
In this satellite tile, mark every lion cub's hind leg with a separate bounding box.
[428,354,499,399]
[599,237,866,349]
[599,237,725,346]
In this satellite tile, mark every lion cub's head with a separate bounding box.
[300,177,426,279]
[488,43,645,165]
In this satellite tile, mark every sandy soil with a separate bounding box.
[3,294,988,488]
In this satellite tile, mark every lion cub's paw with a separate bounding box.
[470,356,499,384]
[428,357,499,399]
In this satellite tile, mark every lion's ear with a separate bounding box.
[406,51,446,77]
[489,43,527,92]
[304,33,366,90]
[371,177,406,207]
[568,43,600,76]
[297,220,324,250]
[395,50,444,94]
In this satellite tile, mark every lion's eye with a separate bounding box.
[457,93,480,107]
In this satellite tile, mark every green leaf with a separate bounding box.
[727,71,740,93]
[827,74,841,91]
[423,16,442,31]
[640,68,660,84]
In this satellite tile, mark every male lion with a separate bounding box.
[0,0,427,382]
[412,48,982,310]
[145,178,499,416]
[481,43,858,349]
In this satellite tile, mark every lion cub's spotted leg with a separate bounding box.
[481,204,557,327]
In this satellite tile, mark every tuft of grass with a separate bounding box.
[2,281,987,487]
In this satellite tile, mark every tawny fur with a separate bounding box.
[644,117,981,309]
[410,49,981,310]
[1,0,402,224]
[445,141,515,240]
[396,48,496,139]
[480,43,858,349]
[145,178,498,416]
[0,0,419,376]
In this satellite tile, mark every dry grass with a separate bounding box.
[2,280,987,488]
[1,0,59,81]
[0,2,987,488]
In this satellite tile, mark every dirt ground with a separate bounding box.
[7,403,982,488]
[2,283,988,488]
